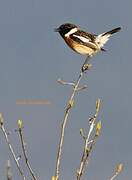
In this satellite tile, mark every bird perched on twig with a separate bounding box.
[55,23,121,57]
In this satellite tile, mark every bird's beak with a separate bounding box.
[54,27,60,32]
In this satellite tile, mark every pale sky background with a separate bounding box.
[0,0,131,179]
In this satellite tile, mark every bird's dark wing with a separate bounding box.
[70,30,97,49]
[74,30,96,41]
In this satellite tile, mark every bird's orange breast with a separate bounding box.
[64,37,96,55]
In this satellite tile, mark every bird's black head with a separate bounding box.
[54,23,78,37]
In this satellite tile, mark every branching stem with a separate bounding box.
[18,127,38,180]
[1,125,26,180]
[55,57,91,179]
[76,99,101,180]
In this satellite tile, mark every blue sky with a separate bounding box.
[0,0,131,179]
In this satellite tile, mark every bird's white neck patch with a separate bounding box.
[65,27,78,37]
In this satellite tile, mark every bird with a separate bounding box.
[55,23,121,57]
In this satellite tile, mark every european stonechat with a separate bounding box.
[55,23,121,57]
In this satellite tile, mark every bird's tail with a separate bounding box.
[102,27,121,36]
[95,27,121,48]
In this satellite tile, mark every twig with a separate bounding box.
[6,160,12,180]
[109,173,118,180]
[57,78,87,91]
[76,99,101,180]
[76,85,87,91]
[0,113,26,180]
[18,120,38,180]
[109,163,123,180]
[57,78,75,87]
[54,57,92,179]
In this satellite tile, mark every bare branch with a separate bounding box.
[17,119,38,180]
[76,85,87,91]
[0,113,26,180]
[57,78,87,91]
[57,78,75,87]
[76,99,101,180]
[54,58,92,179]
[109,163,123,180]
